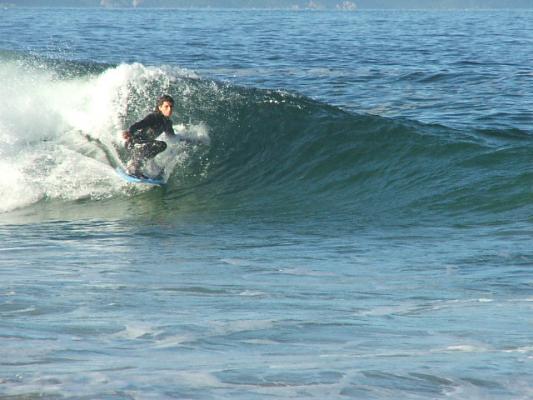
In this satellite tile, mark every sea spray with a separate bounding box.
[0,57,206,212]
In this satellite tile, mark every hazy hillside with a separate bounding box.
[3,0,532,8]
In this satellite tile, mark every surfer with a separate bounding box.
[122,94,177,177]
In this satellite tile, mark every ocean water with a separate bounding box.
[1,7,532,399]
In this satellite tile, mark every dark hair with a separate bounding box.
[155,95,175,112]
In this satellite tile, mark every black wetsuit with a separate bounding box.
[126,111,175,165]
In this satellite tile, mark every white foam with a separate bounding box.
[239,290,267,297]
[153,334,192,349]
[0,159,43,213]
[0,61,208,212]
[172,371,222,387]
[477,298,493,303]
[445,344,487,353]
[0,61,67,147]
[120,323,159,340]
[502,346,533,354]
[172,122,211,146]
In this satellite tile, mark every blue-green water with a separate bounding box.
[0,8,532,399]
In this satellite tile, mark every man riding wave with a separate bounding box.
[122,94,176,178]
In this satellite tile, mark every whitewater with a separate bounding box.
[0,7,532,400]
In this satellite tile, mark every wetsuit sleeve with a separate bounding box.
[127,113,157,137]
[164,118,175,136]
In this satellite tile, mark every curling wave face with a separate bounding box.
[1,54,531,226]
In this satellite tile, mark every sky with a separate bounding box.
[2,0,532,8]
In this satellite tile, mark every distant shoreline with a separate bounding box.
[2,0,532,10]
[2,5,533,10]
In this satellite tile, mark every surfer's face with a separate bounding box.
[158,101,173,117]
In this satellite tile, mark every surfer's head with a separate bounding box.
[155,95,174,117]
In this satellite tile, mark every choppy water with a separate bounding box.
[1,7,532,399]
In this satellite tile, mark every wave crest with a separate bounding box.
[1,54,531,224]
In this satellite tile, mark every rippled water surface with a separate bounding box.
[1,7,532,399]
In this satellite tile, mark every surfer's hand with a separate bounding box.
[122,131,131,140]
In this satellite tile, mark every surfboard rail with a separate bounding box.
[115,167,165,186]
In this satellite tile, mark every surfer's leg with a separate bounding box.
[126,159,142,176]
[126,141,167,176]
[143,140,167,159]
[126,143,145,176]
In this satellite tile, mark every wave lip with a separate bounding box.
[0,55,201,214]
